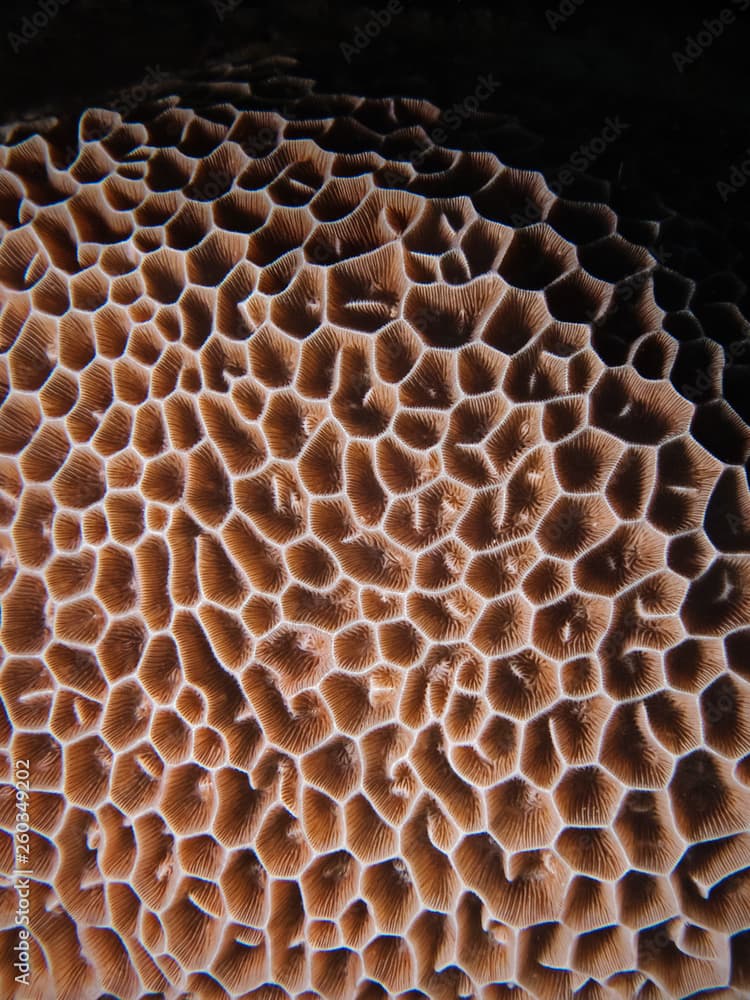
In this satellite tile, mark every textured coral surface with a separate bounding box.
[0,82,749,1000]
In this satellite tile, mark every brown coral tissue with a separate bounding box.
[0,62,749,1000]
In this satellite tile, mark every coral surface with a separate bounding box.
[0,70,749,999]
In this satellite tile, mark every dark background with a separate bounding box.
[1,0,749,287]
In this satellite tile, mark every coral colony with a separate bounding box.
[0,67,749,999]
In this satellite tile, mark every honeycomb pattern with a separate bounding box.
[0,81,750,1000]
